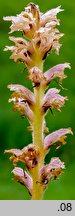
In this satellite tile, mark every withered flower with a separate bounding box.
[40,157,65,187]
[5,144,40,169]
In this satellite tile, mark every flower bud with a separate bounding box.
[29,67,44,86]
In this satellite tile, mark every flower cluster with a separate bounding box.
[4,3,72,199]
[3,3,64,68]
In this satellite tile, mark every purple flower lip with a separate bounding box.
[44,63,71,85]
[44,128,73,150]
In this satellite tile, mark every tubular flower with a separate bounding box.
[8,84,36,105]
[5,144,40,170]
[4,3,72,200]
[40,157,65,188]
[12,167,33,195]
[41,88,67,112]
[13,101,33,121]
[4,36,35,65]
[44,128,73,150]
[44,63,71,85]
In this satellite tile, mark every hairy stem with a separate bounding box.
[31,65,45,200]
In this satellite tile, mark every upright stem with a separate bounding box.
[31,64,45,200]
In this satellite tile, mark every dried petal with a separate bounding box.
[8,84,36,105]
[5,144,40,169]
[12,167,33,194]
[44,128,73,150]
[44,63,71,85]
[41,88,67,112]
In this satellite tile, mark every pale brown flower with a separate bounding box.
[5,144,40,169]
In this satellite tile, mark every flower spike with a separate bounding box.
[4,4,64,67]
[4,2,72,200]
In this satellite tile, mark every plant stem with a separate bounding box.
[32,86,44,199]
[31,63,45,200]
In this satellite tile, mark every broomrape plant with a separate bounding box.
[3,2,72,200]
